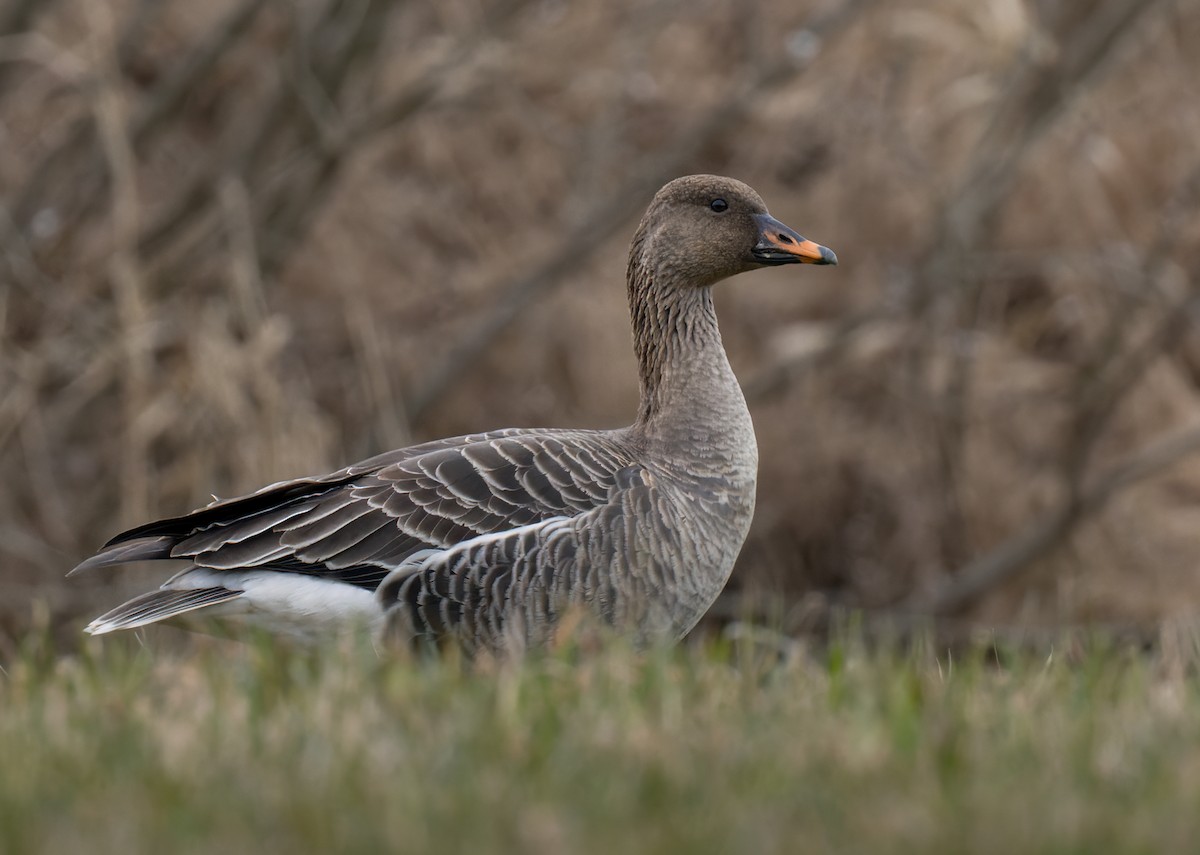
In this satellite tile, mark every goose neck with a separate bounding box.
[626,252,746,436]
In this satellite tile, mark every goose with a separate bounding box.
[71,175,836,654]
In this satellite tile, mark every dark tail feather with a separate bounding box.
[84,587,243,635]
[70,477,357,577]
[100,477,355,548]
[68,536,178,577]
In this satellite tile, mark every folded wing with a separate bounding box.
[74,428,635,632]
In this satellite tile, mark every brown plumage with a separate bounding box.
[71,175,836,653]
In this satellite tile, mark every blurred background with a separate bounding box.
[1,0,1198,649]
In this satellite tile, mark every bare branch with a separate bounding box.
[406,0,874,421]
[915,417,1200,617]
[141,0,530,287]
[85,2,152,524]
[0,0,55,92]
[12,0,265,229]
[906,0,1176,577]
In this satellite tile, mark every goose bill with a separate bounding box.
[751,213,837,266]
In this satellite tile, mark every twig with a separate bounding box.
[142,0,528,287]
[255,0,393,278]
[10,0,164,227]
[916,419,1200,616]
[346,297,413,451]
[0,0,54,92]
[0,30,87,82]
[12,0,263,229]
[0,0,44,37]
[736,311,890,404]
[1060,164,1200,488]
[217,175,267,328]
[85,2,152,525]
[909,0,1174,577]
[916,156,1200,615]
[934,0,1171,253]
[406,0,872,421]
[133,0,270,145]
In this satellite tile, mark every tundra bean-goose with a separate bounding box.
[72,175,836,654]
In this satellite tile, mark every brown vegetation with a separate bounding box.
[2,0,1199,647]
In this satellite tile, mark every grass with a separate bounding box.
[2,627,1200,854]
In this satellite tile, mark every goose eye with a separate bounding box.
[709,198,728,213]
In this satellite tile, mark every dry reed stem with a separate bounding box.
[919,418,1200,616]
[408,0,871,419]
[0,0,56,92]
[84,2,151,525]
[903,0,1179,609]
[10,0,165,227]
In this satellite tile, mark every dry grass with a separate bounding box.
[2,0,1200,645]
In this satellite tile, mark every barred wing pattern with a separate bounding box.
[379,464,684,653]
[76,428,639,639]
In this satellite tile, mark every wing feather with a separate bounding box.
[85,587,242,635]
[74,429,634,601]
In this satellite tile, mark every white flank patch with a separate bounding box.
[172,569,385,641]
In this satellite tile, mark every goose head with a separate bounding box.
[634,174,836,288]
